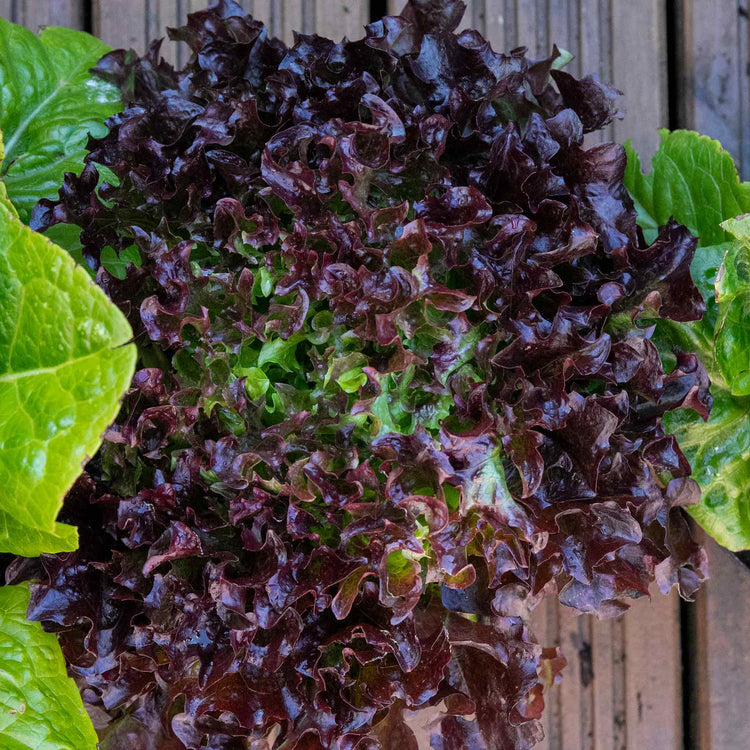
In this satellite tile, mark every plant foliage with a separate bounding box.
[0,584,99,749]
[22,0,713,746]
[625,130,750,550]
[0,160,135,555]
[0,21,135,749]
[0,18,121,222]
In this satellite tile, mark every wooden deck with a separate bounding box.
[1,1,749,748]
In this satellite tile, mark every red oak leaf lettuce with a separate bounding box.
[20,0,708,747]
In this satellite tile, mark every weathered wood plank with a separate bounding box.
[531,597,591,750]
[532,588,683,750]
[501,0,516,49]
[0,1,14,21]
[253,0,295,41]
[678,0,749,177]
[93,0,307,65]
[547,0,572,63]
[624,591,682,750]
[530,596,562,750]
[315,0,369,42]
[516,0,537,56]
[690,533,750,749]
[276,0,305,39]
[149,0,181,65]
[578,0,609,143]
[591,616,617,750]
[563,612,594,749]
[93,0,147,50]
[482,0,505,50]
[252,0,276,36]
[466,0,485,35]
[387,2,406,20]
[12,0,85,30]
[611,0,667,164]
[516,0,548,57]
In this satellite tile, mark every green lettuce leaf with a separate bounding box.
[624,129,750,247]
[715,216,750,396]
[0,186,136,555]
[0,131,17,217]
[624,129,750,550]
[0,18,120,222]
[0,584,98,749]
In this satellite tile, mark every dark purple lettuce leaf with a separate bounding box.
[20,0,709,747]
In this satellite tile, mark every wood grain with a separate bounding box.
[314,1,369,41]
[678,0,749,177]
[532,589,683,750]
[1,4,750,750]
[624,591,683,750]
[611,0,667,162]
[689,533,750,749]
[92,0,310,64]
[93,0,147,50]
[11,0,85,30]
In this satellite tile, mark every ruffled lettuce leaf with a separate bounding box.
[0,136,136,555]
[624,129,750,247]
[0,18,120,222]
[18,1,714,745]
[715,216,750,395]
[0,584,98,750]
[0,131,17,216]
[624,130,750,550]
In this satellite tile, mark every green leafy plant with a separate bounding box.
[0,20,134,750]
[625,130,750,550]
[21,2,718,746]
[0,131,135,556]
[0,585,99,749]
[0,2,747,747]
[0,18,120,222]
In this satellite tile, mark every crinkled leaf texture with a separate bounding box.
[0,174,136,555]
[23,0,711,747]
[715,216,750,395]
[0,18,120,222]
[624,129,750,247]
[0,132,17,215]
[625,130,750,550]
[0,584,98,750]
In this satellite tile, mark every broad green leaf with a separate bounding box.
[721,215,750,246]
[235,366,270,399]
[0,18,120,221]
[336,367,368,394]
[624,129,750,247]
[43,223,88,271]
[665,386,750,551]
[0,198,136,555]
[551,47,574,71]
[258,333,305,372]
[714,216,750,396]
[0,584,98,749]
[0,131,17,217]
[624,130,750,550]
[100,244,142,280]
